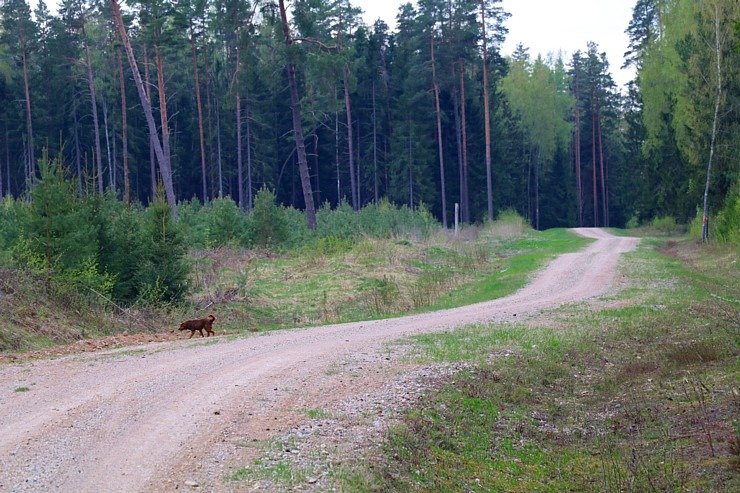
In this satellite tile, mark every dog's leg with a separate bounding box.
[189,330,195,339]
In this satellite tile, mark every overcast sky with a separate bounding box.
[358,0,636,88]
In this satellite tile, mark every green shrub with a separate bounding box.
[21,151,99,272]
[316,199,437,241]
[714,184,740,245]
[206,197,248,246]
[650,216,680,235]
[247,187,290,249]
[0,197,28,265]
[280,205,312,249]
[689,207,704,240]
[177,198,210,248]
[93,197,146,303]
[483,209,530,238]
[136,189,190,303]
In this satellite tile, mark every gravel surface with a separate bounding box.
[0,228,638,492]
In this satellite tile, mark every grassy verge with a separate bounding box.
[333,237,739,492]
[189,226,591,332]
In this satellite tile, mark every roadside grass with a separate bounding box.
[329,237,739,492]
[187,226,591,333]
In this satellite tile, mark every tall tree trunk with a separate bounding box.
[154,39,171,184]
[372,79,378,204]
[481,1,493,220]
[5,129,9,196]
[110,0,177,215]
[117,47,130,206]
[21,43,34,188]
[408,118,414,208]
[591,93,598,226]
[83,37,104,193]
[102,101,113,190]
[430,32,447,228]
[278,0,317,230]
[72,88,83,196]
[356,115,361,206]
[453,86,464,220]
[534,146,540,230]
[702,5,722,243]
[344,73,358,211]
[246,101,253,212]
[574,69,582,227]
[459,59,470,223]
[190,19,208,204]
[335,87,340,201]
[236,48,245,210]
[215,99,223,198]
[203,33,214,199]
[597,103,607,227]
[143,43,156,202]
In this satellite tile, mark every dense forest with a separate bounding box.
[0,0,737,233]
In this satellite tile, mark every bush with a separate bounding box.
[22,151,99,272]
[317,199,437,242]
[650,216,680,235]
[247,187,290,249]
[0,197,28,265]
[206,197,248,246]
[714,185,740,245]
[136,190,190,303]
[177,198,209,248]
[483,209,530,238]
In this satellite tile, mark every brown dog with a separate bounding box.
[178,314,216,338]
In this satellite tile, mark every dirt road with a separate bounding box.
[0,229,638,492]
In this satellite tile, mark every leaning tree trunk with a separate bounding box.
[278,0,317,230]
[110,0,177,216]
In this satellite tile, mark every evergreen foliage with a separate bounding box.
[0,0,735,242]
[137,186,190,303]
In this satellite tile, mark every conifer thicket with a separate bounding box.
[0,0,736,237]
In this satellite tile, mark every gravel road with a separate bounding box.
[0,228,638,492]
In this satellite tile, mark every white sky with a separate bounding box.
[358,0,636,88]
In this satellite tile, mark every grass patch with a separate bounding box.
[336,237,739,492]
[303,408,332,419]
[14,386,30,392]
[187,226,590,334]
